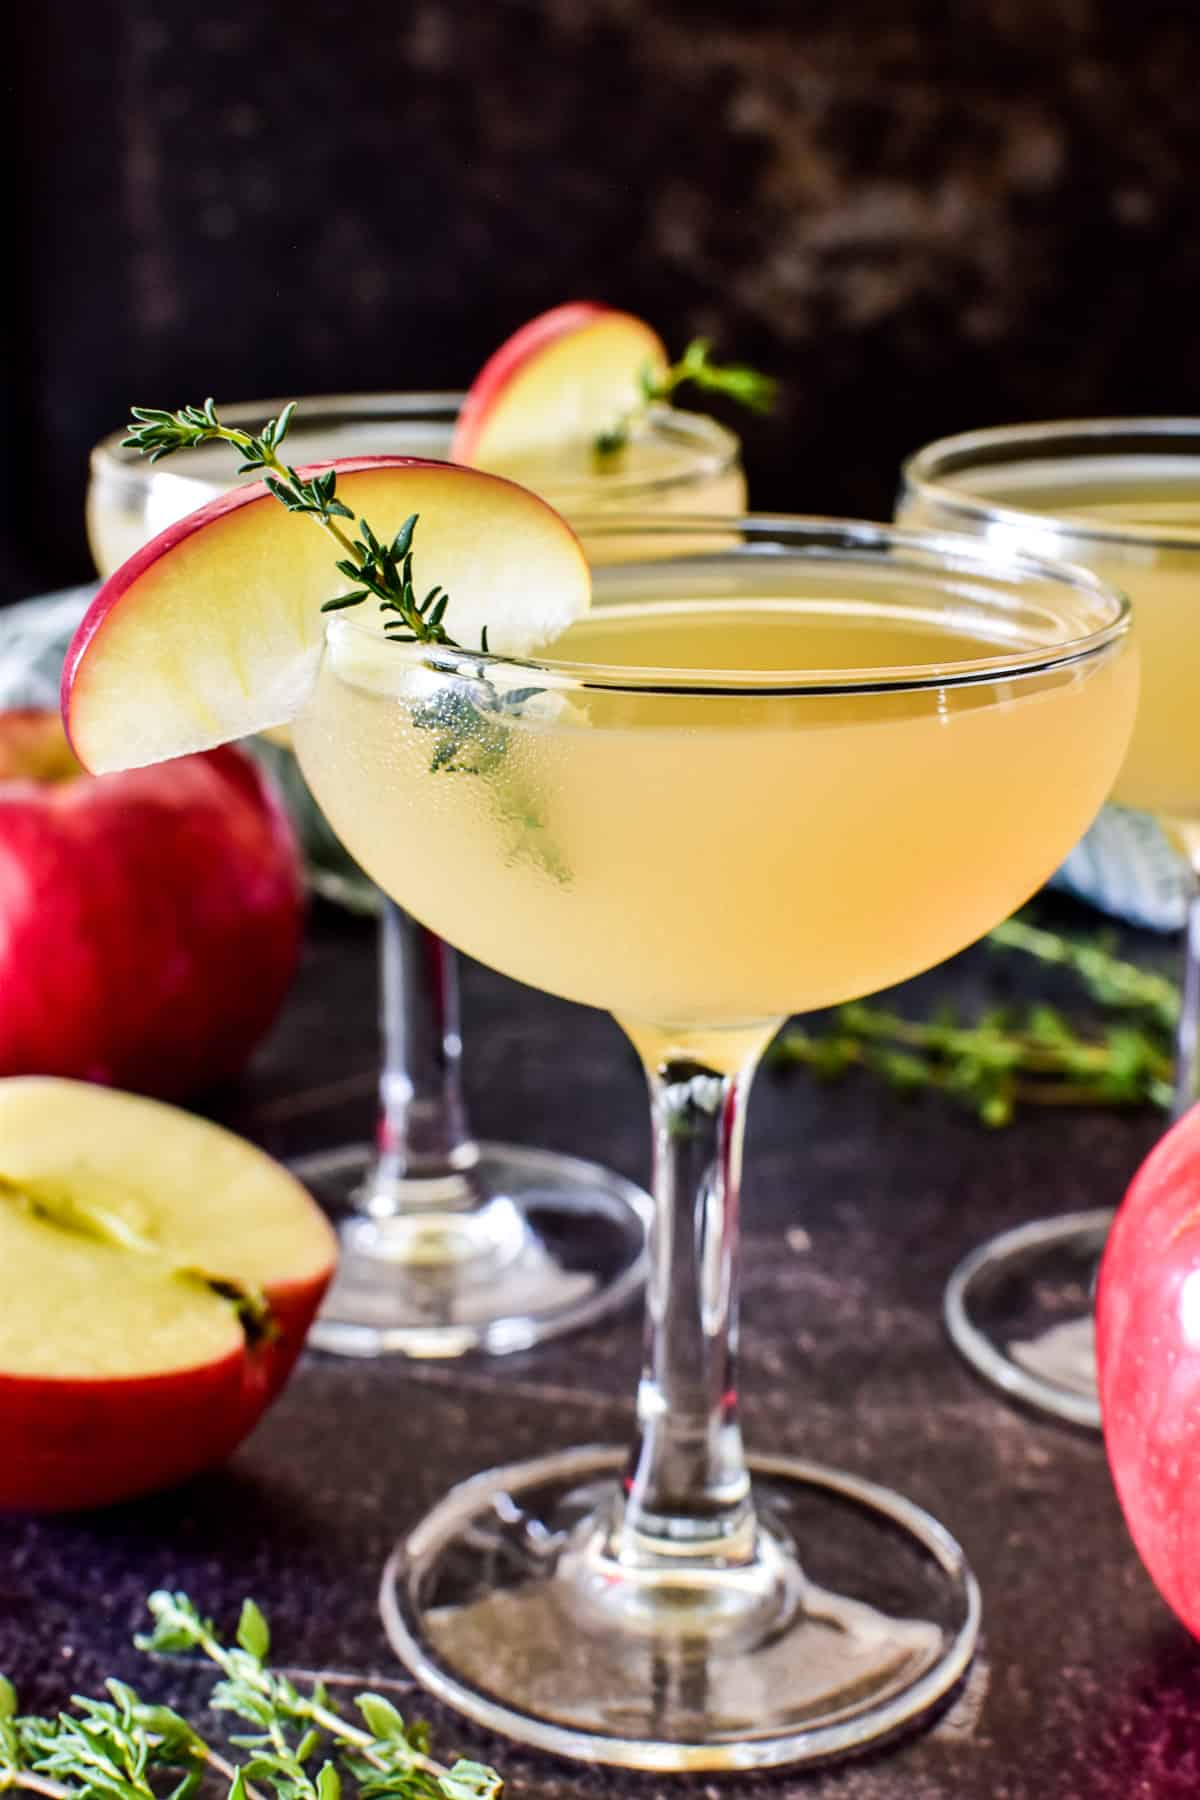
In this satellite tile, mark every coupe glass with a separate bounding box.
[87,395,743,1358]
[899,420,1198,1427]
[291,516,1135,1769]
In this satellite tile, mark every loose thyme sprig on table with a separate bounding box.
[987,916,1179,1034]
[0,1591,500,1800]
[124,402,469,651]
[769,916,1177,1126]
[594,338,778,457]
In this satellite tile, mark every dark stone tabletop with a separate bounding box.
[2,897,1197,1800]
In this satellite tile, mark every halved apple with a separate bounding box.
[0,1076,336,1511]
[451,302,669,469]
[63,457,591,775]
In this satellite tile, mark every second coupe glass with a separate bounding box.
[87,394,744,1357]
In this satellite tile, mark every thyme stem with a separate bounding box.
[594,337,777,456]
[188,423,360,566]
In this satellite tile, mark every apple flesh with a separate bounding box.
[63,457,592,774]
[0,1076,336,1512]
[1097,1102,1200,1635]
[0,709,302,1100]
[451,302,670,469]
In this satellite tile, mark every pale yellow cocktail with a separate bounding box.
[294,539,1136,1073]
[899,448,1200,819]
[996,481,1200,820]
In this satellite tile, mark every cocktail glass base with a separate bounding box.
[943,1209,1113,1430]
[292,1141,651,1360]
[379,1445,980,1772]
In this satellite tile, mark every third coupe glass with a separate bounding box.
[899,420,1196,1426]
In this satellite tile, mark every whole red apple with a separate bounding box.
[0,709,302,1098]
[1097,1103,1200,1635]
[0,1076,335,1511]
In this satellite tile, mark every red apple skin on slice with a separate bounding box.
[63,456,591,773]
[0,712,302,1099]
[0,1078,336,1513]
[0,1276,321,1512]
[451,302,670,467]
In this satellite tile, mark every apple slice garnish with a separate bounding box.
[63,457,591,776]
[0,1076,336,1511]
[451,302,669,469]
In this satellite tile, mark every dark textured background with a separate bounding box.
[9,0,1200,594]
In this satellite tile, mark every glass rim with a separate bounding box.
[328,513,1134,697]
[901,417,1200,552]
[88,391,741,498]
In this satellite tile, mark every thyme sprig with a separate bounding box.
[123,403,464,650]
[123,399,566,876]
[594,338,777,457]
[987,916,1179,1033]
[770,917,1177,1126]
[0,1592,499,1800]
[409,683,570,885]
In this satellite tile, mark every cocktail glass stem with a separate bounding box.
[365,901,479,1208]
[296,900,650,1358]
[1173,851,1200,1119]
[382,1029,979,1762]
[617,1053,756,1565]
